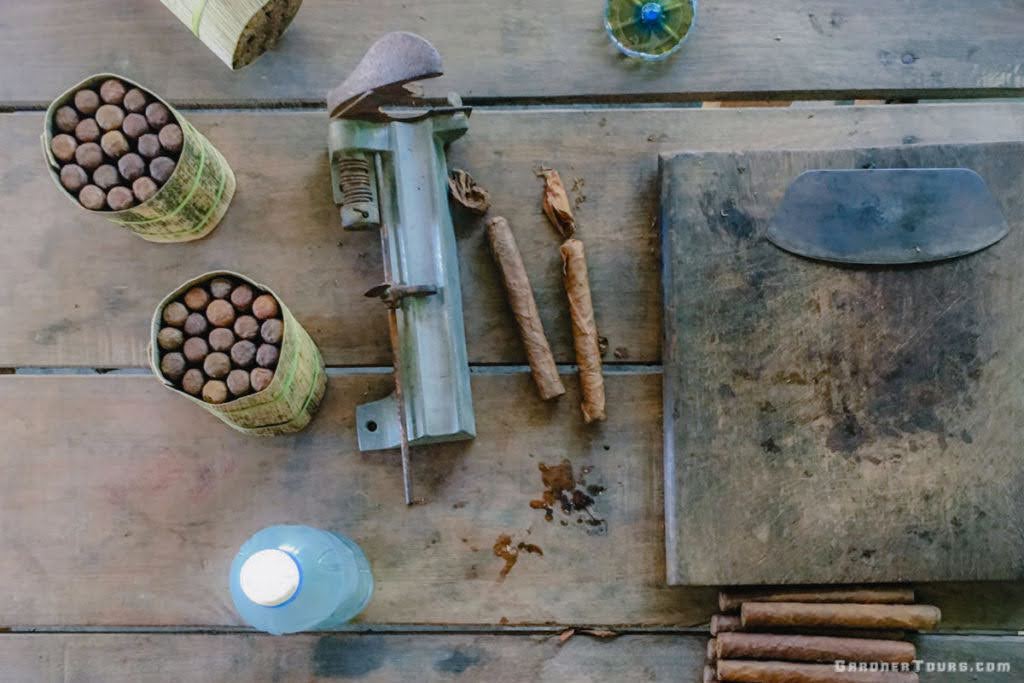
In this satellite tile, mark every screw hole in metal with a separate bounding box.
[365,420,378,433]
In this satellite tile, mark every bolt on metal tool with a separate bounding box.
[327,32,476,505]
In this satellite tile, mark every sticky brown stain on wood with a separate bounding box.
[492,534,543,580]
[530,460,606,530]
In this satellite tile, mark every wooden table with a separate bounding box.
[1,2,1023,680]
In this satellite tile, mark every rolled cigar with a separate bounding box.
[117,153,146,182]
[560,238,605,423]
[227,369,252,397]
[184,312,209,337]
[54,105,79,133]
[137,133,162,158]
[100,130,130,159]
[252,294,279,320]
[206,299,236,328]
[150,156,177,185]
[719,587,915,613]
[486,217,565,401]
[133,177,159,203]
[183,337,210,364]
[59,165,88,193]
[50,134,77,163]
[93,164,120,190]
[202,380,229,405]
[184,286,211,312]
[717,660,918,683]
[163,302,189,328]
[210,278,234,299]
[160,352,186,382]
[234,315,260,341]
[106,186,135,211]
[260,318,283,344]
[209,327,236,352]
[123,88,148,113]
[702,664,718,683]
[122,112,150,139]
[74,118,100,143]
[256,343,279,368]
[707,637,718,662]
[99,79,126,105]
[716,632,915,664]
[74,143,103,171]
[157,327,185,351]
[741,603,941,632]
[145,102,171,129]
[95,104,125,132]
[74,89,100,115]
[159,123,184,154]
[181,368,205,396]
[230,284,255,311]
[251,367,274,392]
[204,352,231,379]
[78,185,106,211]
[711,614,742,636]
[712,611,904,640]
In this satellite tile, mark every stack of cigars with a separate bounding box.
[704,586,941,683]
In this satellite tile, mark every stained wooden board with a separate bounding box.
[0,634,1019,683]
[0,373,1022,629]
[662,142,1024,586]
[3,1,1024,106]
[6,104,1024,368]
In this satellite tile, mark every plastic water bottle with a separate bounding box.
[605,0,698,61]
[230,525,374,635]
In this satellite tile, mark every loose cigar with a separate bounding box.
[486,216,565,400]
[717,660,918,683]
[716,632,915,664]
[741,603,941,632]
[702,664,718,683]
[711,614,742,636]
[707,637,718,662]
[719,587,915,613]
[560,238,605,422]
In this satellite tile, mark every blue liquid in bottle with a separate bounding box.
[230,525,374,635]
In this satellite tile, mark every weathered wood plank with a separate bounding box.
[0,373,1021,629]
[0,633,706,682]
[5,104,1024,368]
[3,1,1024,106]
[0,633,1019,683]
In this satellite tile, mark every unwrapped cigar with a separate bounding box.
[702,664,719,683]
[487,217,565,401]
[717,660,919,683]
[711,611,904,640]
[742,602,941,632]
[706,637,718,662]
[560,238,606,423]
[719,586,914,613]
[715,632,915,664]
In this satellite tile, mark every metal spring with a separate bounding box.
[338,156,374,207]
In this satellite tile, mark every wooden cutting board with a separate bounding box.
[661,142,1024,586]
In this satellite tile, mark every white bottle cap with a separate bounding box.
[239,549,300,607]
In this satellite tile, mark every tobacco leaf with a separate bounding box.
[538,168,577,239]
[448,169,491,215]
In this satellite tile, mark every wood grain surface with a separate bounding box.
[0,373,1022,630]
[663,142,1024,586]
[2,1,1024,106]
[6,104,1024,368]
[0,633,1019,682]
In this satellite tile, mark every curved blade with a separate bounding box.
[767,168,1010,265]
[327,32,443,120]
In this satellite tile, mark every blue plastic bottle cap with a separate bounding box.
[239,549,300,607]
[640,2,664,23]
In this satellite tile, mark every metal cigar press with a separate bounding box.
[327,32,476,504]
